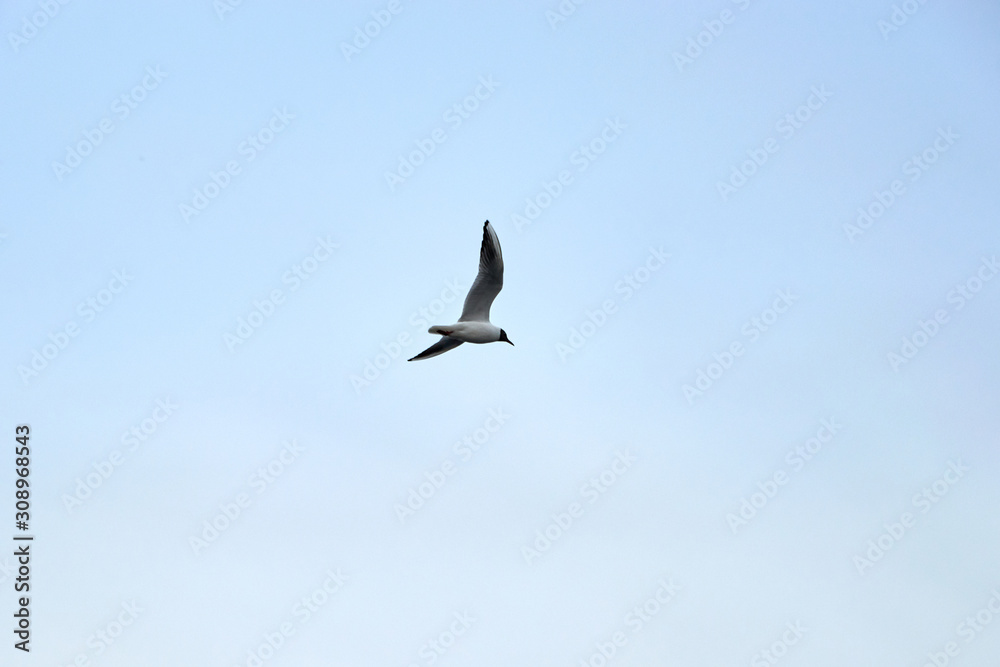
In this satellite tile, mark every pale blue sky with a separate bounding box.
[2,1,1000,665]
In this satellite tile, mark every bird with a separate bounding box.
[408,220,514,361]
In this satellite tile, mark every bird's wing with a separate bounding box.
[458,220,504,322]
[407,336,465,362]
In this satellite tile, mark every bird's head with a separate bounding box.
[499,329,514,346]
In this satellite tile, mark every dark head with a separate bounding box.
[499,329,514,346]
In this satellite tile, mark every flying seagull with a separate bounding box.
[408,220,513,362]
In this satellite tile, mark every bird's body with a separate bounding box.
[408,220,513,362]
[429,322,505,344]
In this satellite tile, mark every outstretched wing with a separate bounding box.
[459,220,504,322]
[407,336,465,362]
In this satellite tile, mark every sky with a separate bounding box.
[2,1,1000,665]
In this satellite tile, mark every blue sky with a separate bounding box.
[2,1,1000,665]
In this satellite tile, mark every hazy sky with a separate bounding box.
[2,1,1000,665]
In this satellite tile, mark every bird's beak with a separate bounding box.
[506,339,514,346]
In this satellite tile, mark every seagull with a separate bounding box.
[408,220,514,362]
